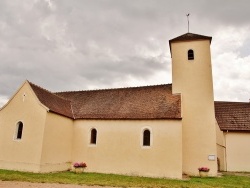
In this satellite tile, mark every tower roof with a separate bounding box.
[169,32,212,56]
[169,32,212,44]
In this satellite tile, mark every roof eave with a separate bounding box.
[73,117,182,120]
[222,129,250,132]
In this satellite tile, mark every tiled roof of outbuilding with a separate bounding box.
[29,82,74,118]
[56,84,181,120]
[215,101,250,131]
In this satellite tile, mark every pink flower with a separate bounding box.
[79,162,87,168]
[73,162,87,168]
[73,162,80,167]
[198,167,210,172]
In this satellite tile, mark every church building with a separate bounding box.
[0,33,249,179]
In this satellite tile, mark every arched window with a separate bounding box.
[143,129,151,146]
[90,128,97,144]
[188,49,194,60]
[16,121,23,140]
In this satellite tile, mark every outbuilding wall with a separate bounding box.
[225,132,250,172]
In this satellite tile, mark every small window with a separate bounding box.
[188,49,194,60]
[16,121,23,140]
[143,129,151,146]
[90,128,97,144]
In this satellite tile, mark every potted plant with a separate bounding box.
[198,167,209,177]
[73,162,87,173]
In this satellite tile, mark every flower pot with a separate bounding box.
[75,167,84,173]
[199,171,208,177]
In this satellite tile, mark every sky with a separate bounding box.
[0,0,250,107]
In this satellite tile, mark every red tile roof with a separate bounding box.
[29,82,181,120]
[56,84,181,120]
[215,101,250,131]
[29,82,73,118]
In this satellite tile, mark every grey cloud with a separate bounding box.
[0,0,250,104]
[239,38,250,58]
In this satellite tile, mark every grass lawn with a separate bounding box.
[0,169,249,188]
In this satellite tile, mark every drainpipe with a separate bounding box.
[224,130,228,172]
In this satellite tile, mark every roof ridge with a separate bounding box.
[55,83,172,94]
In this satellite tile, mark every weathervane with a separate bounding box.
[186,13,190,33]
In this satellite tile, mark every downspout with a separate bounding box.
[70,103,75,167]
[224,130,228,172]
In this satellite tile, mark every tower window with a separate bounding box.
[143,129,151,146]
[188,49,194,60]
[15,121,23,140]
[90,128,97,144]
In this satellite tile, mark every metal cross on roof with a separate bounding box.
[186,13,190,33]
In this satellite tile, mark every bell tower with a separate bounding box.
[169,33,217,176]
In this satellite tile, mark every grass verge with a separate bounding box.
[0,169,250,188]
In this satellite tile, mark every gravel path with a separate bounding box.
[0,181,115,188]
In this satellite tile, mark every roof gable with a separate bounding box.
[215,101,250,131]
[0,80,37,111]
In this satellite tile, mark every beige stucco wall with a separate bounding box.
[0,81,47,172]
[40,112,73,172]
[72,119,182,179]
[171,40,217,176]
[225,132,250,172]
[215,121,226,171]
